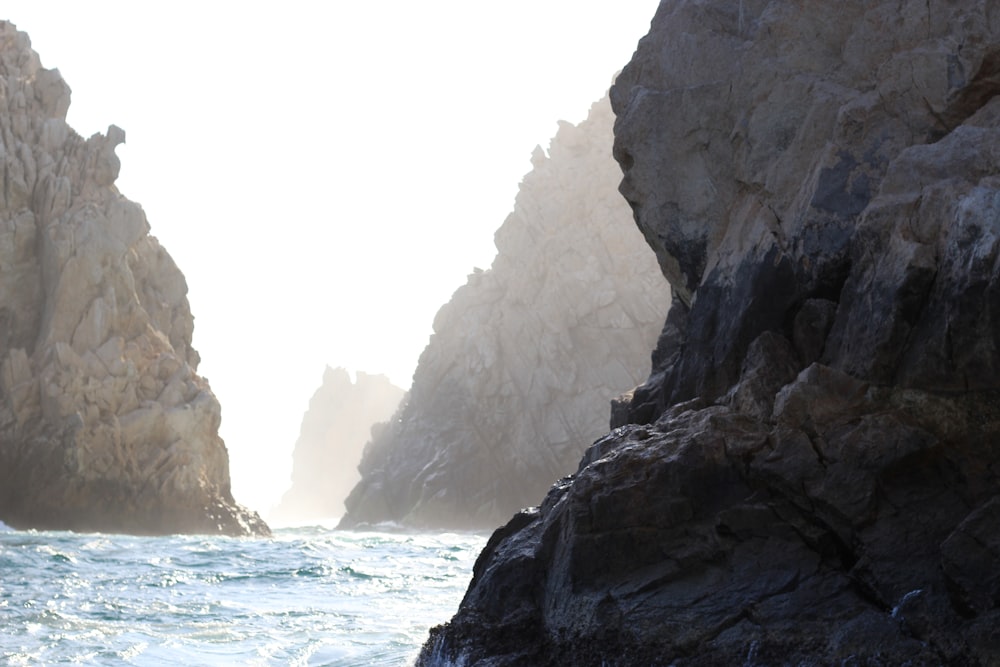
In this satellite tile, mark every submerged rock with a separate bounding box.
[340,96,670,530]
[270,367,404,525]
[418,1,1000,664]
[0,22,267,536]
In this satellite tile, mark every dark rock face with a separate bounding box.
[269,367,403,524]
[339,97,670,530]
[0,23,267,536]
[418,1,1000,664]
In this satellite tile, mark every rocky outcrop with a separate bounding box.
[340,96,670,530]
[0,22,267,536]
[270,367,404,525]
[419,1,1000,664]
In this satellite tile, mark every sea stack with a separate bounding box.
[270,367,404,525]
[0,22,267,536]
[419,1,1000,664]
[340,95,670,530]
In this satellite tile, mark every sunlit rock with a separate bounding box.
[0,22,267,536]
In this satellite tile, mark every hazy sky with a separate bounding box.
[6,1,660,515]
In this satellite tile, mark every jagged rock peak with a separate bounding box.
[339,94,671,530]
[419,2,1000,664]
[0,21,267,536]
[269,366,404,526]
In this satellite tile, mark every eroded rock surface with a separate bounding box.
[0,22,267,536]
[419,1,1000,664]
[340,97,671,530]
[270,367,403,525]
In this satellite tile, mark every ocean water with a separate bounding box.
[0,521,486,666]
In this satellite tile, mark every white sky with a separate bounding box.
[5,1,660,515]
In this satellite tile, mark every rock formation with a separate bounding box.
[419,1,1000,664]
[270,367,404,525]
[0,22,267,536]
[340,96,670,530]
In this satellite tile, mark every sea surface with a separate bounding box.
[0,521,486,666]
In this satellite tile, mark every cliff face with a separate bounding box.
[270,367,404,525]
[419,2,1000,664]
[340,96,671,530]
[0,23,267,536]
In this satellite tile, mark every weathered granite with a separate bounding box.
[270,367,404,525]
[418,1,1000,664]
[340,96,671,530]
[0,22,267,536]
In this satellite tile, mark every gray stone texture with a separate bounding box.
[419,1,1000,664]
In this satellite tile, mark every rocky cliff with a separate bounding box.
[419,1,1000,664]
[0,22,267,536]
[340,96,670,530]
[270,367,403,525]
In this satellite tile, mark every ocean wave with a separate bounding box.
[0,525,486,665]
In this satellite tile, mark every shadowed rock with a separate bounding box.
[418,1,1000,664]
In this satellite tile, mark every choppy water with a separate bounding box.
[0,521,485,666]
